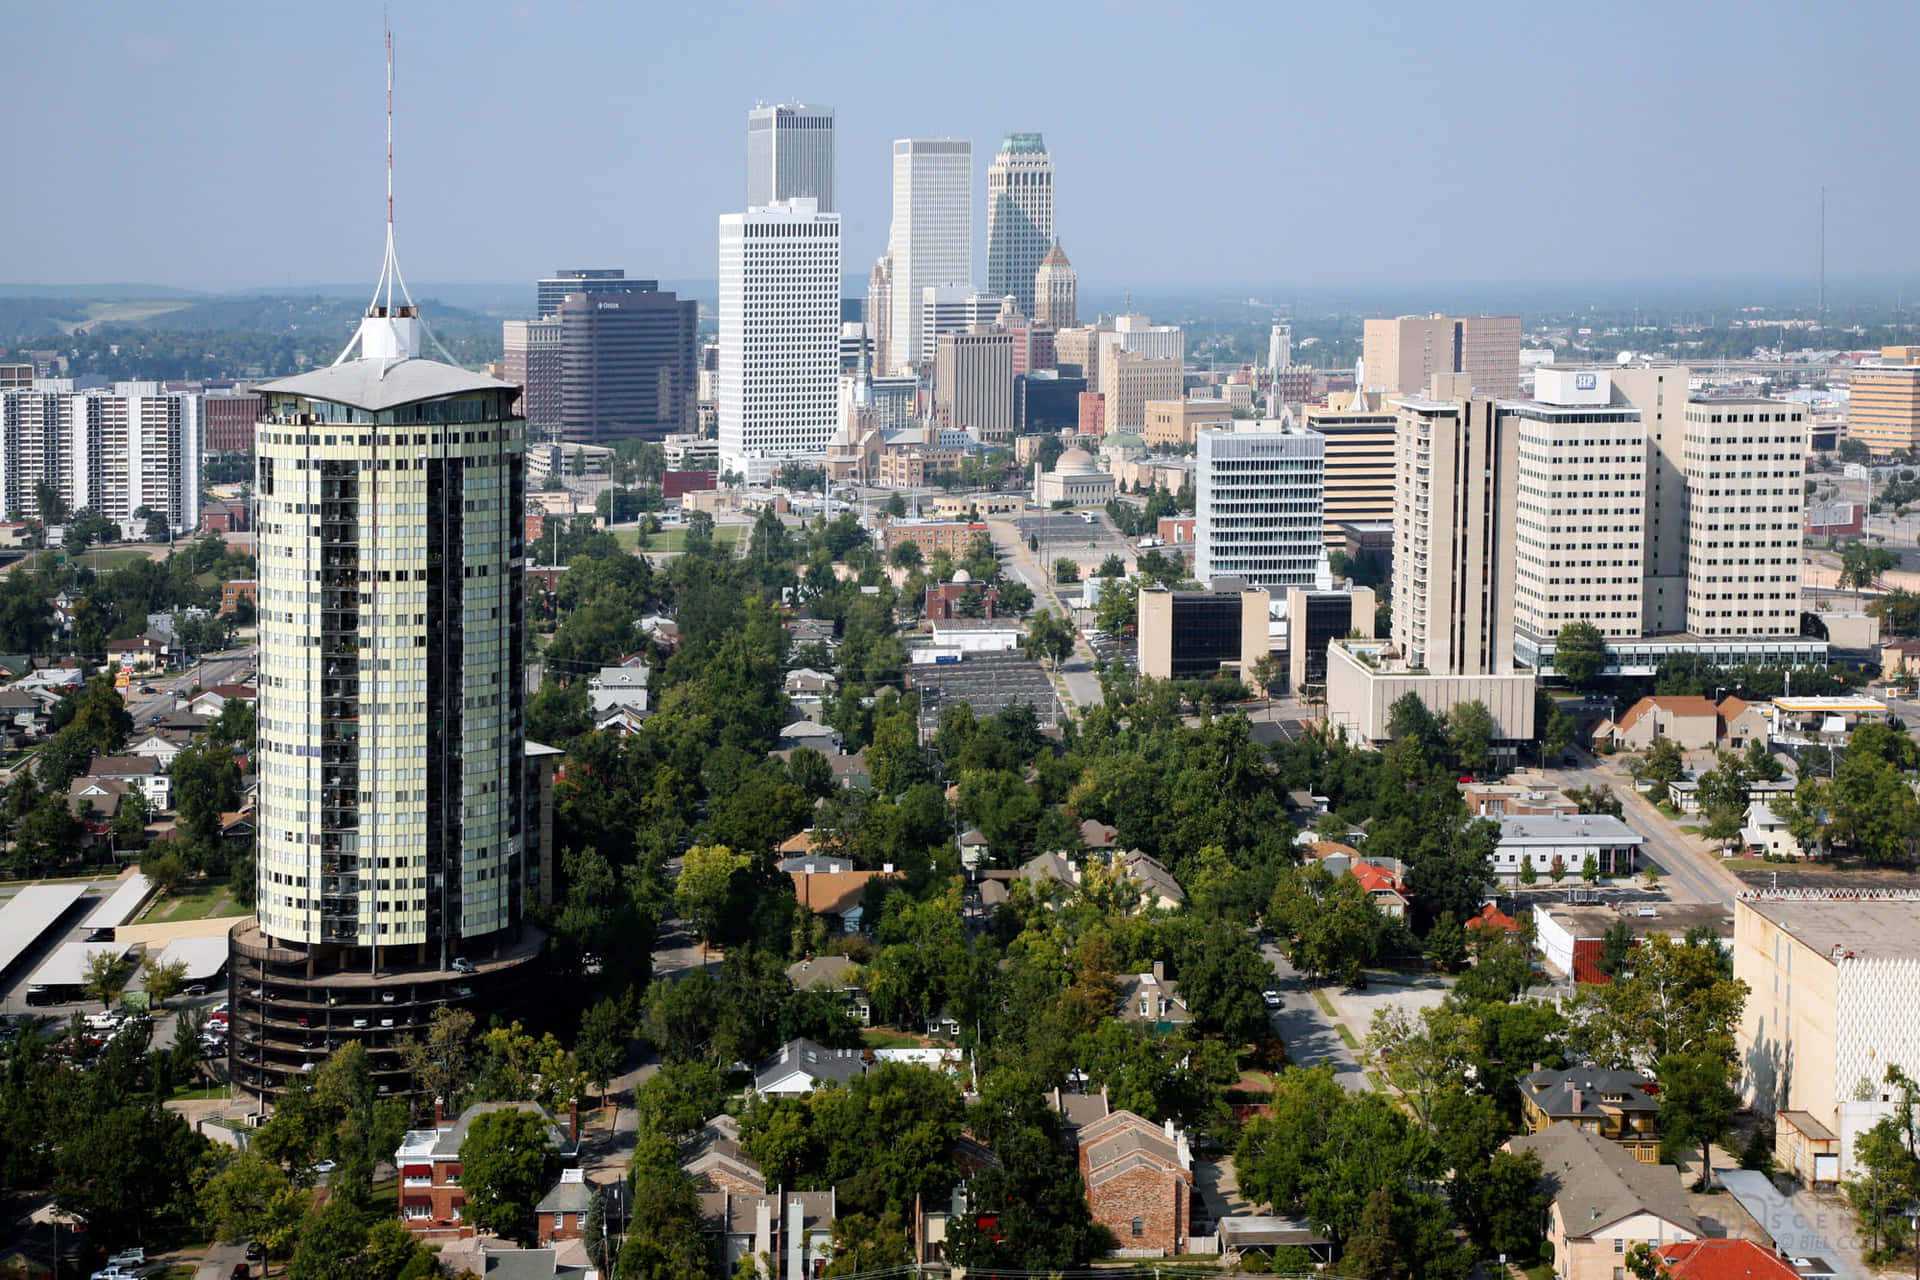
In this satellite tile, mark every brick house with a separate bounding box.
[534,1168,600,1245]
[925,576,1000,621]
[1075,1109,1194,1256]
[396,1100,580,1238]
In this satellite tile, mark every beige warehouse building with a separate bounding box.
[1734,894,1920,1179]
[1143,397,1233,448]
[1845,348,1920,456]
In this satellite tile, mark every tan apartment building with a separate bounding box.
[1142,397,1233,448]
[1390,374,1518,676]
[1734,894,1920,1180]
[1100,351,1181,435]
[933,330,1015,442]
[1303,394,1397,544]
[1325,639,1536,745]
[1362,313,1522,398]
[1054,323,1110,385]
[876,447,964,488]
[1682,399,1806,638]
[1845,349,1920,455]
[1508,369,1648,646]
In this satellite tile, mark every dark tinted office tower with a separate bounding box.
[536,268,645,319]
[1015,373,1086,433]
[559,286,698,444]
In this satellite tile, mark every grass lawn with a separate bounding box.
[370,1176,398,1216]
[24,546,160,573]
[143,876,239,922]
[860,1028,922,1050]
[1523,1264,1554,1280]
[616,525,744,554]
[167,1084,232,1102]
[1310,988,1338,1018]
[1334,1023,1361,1051]
[159,1266,197,1280]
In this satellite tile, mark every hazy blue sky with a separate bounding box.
[4,1,1915,298]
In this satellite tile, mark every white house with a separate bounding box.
[588,665,650,716]
[1740,801,1801,860]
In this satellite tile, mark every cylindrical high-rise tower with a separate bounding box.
[230,304,541,1106]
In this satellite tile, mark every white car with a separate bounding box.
[107,1248,145,1267]
[450,957,476,974]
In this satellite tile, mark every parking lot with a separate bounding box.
[908,651,1066,729]
[1014,512,1140,572]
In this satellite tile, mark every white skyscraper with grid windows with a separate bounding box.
[747,103,834,211]
[887,139,973,376]
[718,198,842,476]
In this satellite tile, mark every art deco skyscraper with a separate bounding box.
[748,103,834,211]
[1033,240,1077,330]
[887,138,973,376]
[230,33,539,1107]
[986,133,1053,319]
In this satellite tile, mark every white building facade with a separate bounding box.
[0,382,203,534]
[920,285,1007,365]
[887,139,973,376]
[718,199,843,468]
[1507,369,1648,646]
[1195,421,1326,588]
[1683,399,1807,638]
[746,103,834,211]
[985,133,1053,319]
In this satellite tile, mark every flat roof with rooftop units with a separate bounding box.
[0,884,92,984]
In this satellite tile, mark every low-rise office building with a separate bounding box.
[1137,582,1271,681]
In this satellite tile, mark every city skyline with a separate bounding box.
[3,2,1917,293]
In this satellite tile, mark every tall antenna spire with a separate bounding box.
[1818,185,1827,329]
[337,21,453,367]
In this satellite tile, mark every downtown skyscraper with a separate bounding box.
[887,138,972,375]
[718,199,842,473]
[747,103,834,211]
[986,133,1053,319]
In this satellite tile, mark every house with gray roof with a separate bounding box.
[785,954,871,1024]
[1116,962,1191,1030]
[1506,1122,1699,1280]
[1518,1067,1661,1162]
[752,1038,872,1097]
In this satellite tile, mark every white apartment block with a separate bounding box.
[0,381,203,534]
[718,199,842,466]
[986,133,1053,319]
[1099,314,1185,367]
[920,285,1007,364]
[747,103,834,211]
[1195,421,1326,589]
[1268,322,1291,374]
[1683,398,1807,638]
[888,139,973,376]
[1507,368,1648,644]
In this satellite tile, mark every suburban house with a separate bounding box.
[1466,902,1522,935]
[533,1168,604,1245]
[126,728,195,768]
[1074,1109,1196,1257]
[87,756,170,811]
[1653,1238,1802,1280]
[67,776,130,836]
[0,687,53,740]
[685,1116,767,1194]
[752,1039,874,1097]
[395,1101,580,1237]
[1492,813,1644,884]
[1016,849,1186,913]
[777,720,842,753]
[1304,842,1409,917]
[1609,696,1721,751]
[957,828,991,871]
[1079,818,1119,852]
[587,666,649,718]
[786,617,837,653]
[1740,801,1801,859]
[0,654,32,680]
[1518,1067,1662,1163]
[788,865,897,933]
[594,705,650,736]
[1506,1123,1700,1280]
[1665,775,1793,818]
[785,954,870,1024]
[1116,962,1190,1030]
[187,683,256,716]
[700,1188,837,1280]
[1717,697,1772,748]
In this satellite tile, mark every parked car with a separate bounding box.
[137,684,156,694]
[1262,988,1283,1009]
[450,957,476,974]
[184,984,207,997]
[232,1265,251,1280]
[107,1248,145,1267]
[92,1267,137,1280]
[245,1241,264,1260]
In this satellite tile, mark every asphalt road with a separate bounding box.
[1556,755,1742,906]
[123,647,254,730]
[987,517,1105,710]
[1261,943,1368,1092]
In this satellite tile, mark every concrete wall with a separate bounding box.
[1325,642,1537,743]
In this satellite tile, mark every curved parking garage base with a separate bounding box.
[226,920,547,1108]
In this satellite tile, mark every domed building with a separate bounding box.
[1032,442,1117,507]
[925,565,1001,621]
